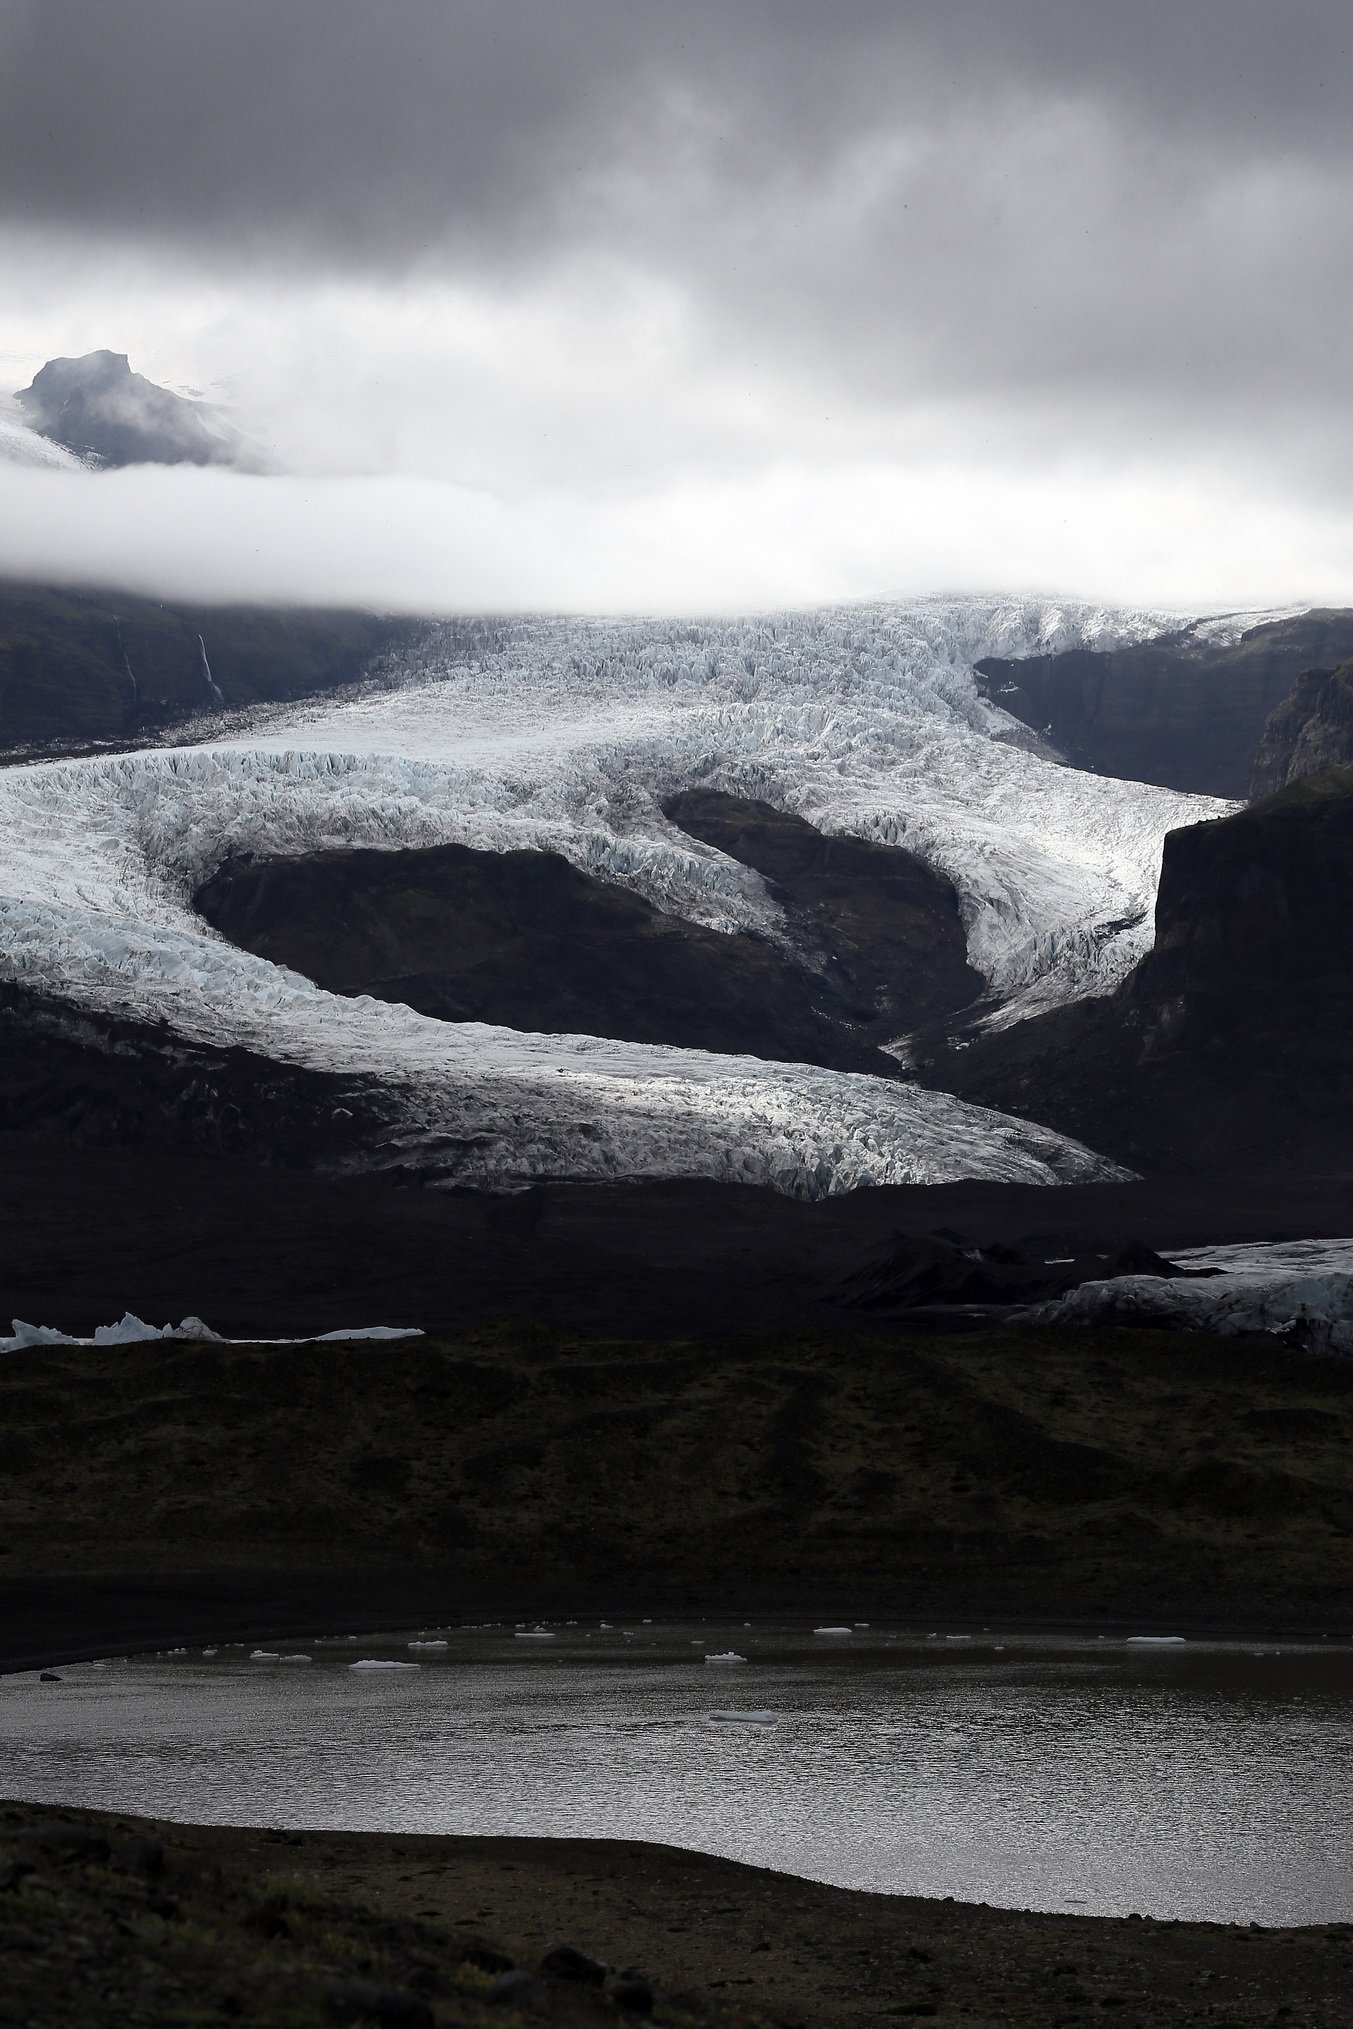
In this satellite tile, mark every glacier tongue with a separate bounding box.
[0,593,1230,1195]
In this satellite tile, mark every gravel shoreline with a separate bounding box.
[3,1799,1351,2027]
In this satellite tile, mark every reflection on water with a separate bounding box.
[2,1622,1351,1925]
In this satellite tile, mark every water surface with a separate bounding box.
[3,1621,1351,1926]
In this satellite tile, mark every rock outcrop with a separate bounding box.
[918,765,1353,1173]
[974,609,1353,796]
[1251,659,1353,798]
[664,791,983,1034]
[196,796,989,1074]
[194,837,932,1076]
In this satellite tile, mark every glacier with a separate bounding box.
[1025,1238,1353,1354]
[0,594,1241,1196]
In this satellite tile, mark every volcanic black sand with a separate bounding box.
[6,1797,1353,2028]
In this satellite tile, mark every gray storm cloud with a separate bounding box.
[0,1,1350,609]
[2,2,1350,450]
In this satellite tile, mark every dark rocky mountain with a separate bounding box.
[918,765,1353,1173]
[16,350,237,468]
[664,791,982,1032]
[1251,658,1353,798]
[0,581,412,752]
[974,609,1353,796]
[194,818,974,1074]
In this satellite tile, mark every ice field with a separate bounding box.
[0,595,1239,1194]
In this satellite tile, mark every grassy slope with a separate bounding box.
[3,1323,1352,1640]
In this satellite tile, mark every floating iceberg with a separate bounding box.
[710,1709,778,1726]
[814,1626,853,1636]
[349,1659,421,1671]
[705,1651,747,1665]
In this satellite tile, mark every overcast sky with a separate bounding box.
[1,0,1351,612]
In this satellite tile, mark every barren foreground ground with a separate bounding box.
[4,1799,1352,2028]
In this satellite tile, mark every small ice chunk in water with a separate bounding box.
[1126,1635,1187,1645]
[279,1654,312,1663]
[202,1648,218,1656]
[705,1652,747,1665]
[249,1650,280,1661]
[408,1639,448,1650]
[710,1710,778,1726]
[349,1659,421,1670]
[814,1626,852,1636]
[514,1629,555,1640]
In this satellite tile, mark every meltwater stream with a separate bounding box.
[3,1624,1352,1926]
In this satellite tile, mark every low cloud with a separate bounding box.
[2,455,1349,618]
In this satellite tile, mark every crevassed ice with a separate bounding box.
[0,594,1236,1196]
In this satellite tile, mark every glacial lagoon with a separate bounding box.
[3,1622,1351,1927]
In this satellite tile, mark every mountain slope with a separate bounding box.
[974,608,1353,795]
[918,766,1353,1172]
[0,581,411,751]
[1251,658,1353,797]
[15,350,236,468]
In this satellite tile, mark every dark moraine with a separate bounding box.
[974,607,1353,795]
[196,810,981,1070]
[918,764,1353,1173]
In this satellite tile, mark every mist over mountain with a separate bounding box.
[15,349,240,469]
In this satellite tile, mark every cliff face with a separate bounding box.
[975,609,1353,796]
[919,766,1353,1173]
[0,582,411,752]
[1251,659,1353,798]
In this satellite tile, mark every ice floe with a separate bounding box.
[710,1710,778,1726]
[349,1659,421,1671]
[0,594,1233,1195]
[705,1652,748,1665]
